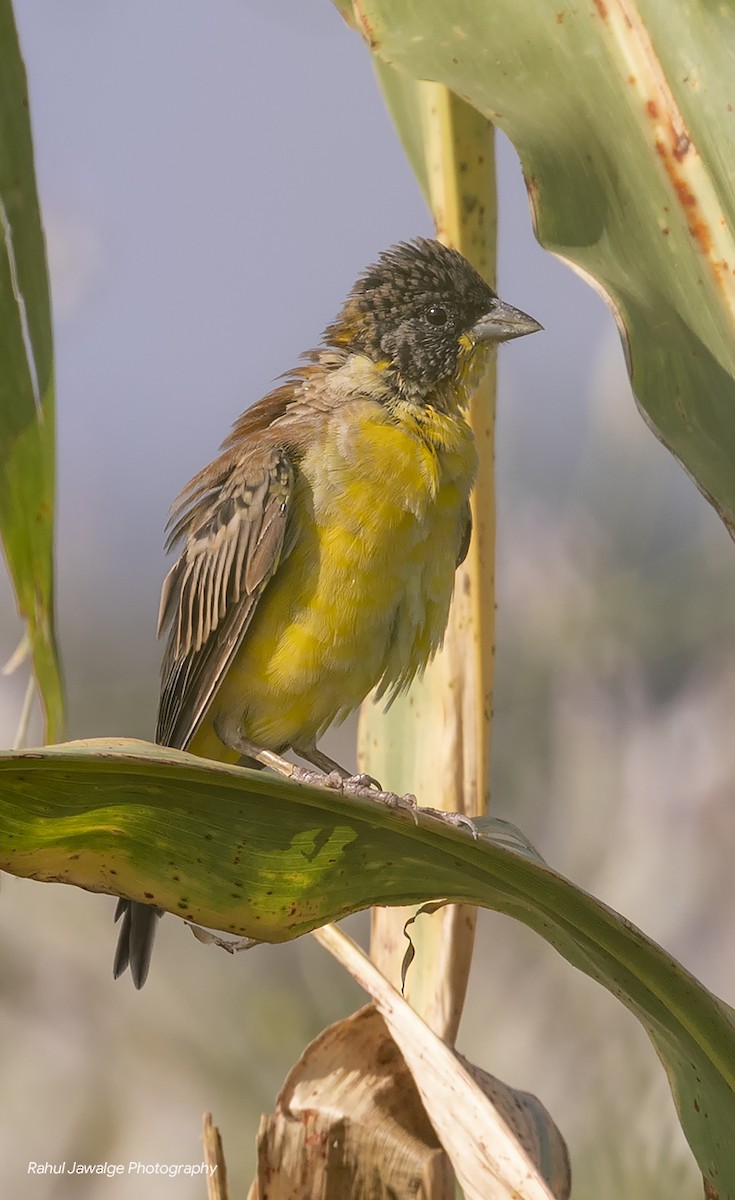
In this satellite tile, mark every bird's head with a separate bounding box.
[324,238,541,402]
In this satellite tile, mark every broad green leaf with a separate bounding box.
[1,738,733,1194]
[0,0,63,740]
[343,0,735,537]
[371,63,431,204]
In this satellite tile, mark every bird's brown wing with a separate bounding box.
[155,443,293,749]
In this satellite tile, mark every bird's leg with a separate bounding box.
[295,743,417,818]
[214,717,414,815]
[297,746,474,834]
[214,716,317,782]
[214,715,355,787]
[295,743,383,793]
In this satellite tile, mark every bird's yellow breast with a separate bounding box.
[199,391,476,755]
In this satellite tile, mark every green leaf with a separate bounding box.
[1,738,733,1193]
[344,0,735,538]
[0,0,63,740]
[371,62,431,204]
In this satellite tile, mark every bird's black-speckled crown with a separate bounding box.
[324,238,498,392]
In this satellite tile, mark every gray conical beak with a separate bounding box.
[471,300,543,343]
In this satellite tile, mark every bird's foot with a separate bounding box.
[288,765,381,793]
[420,808,478,838]
[288,764,418,819]
[343,776,419,821]
[287,765,345,789]
[373,788,419,819]
[341,771,383,793]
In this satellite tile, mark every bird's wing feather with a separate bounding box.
[156,444,293,749]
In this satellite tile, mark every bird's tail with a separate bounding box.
[111,749,264,985]
[113,899,163,989]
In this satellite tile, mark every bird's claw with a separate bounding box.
[420,807,478,838]
[375,789,419,821]
[288,765,344,789]
[340,772,384,794]
[289,767,384,794]
[289,765,418,821]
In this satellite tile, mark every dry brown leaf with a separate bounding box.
[312,923,569,1200]
[250,1005,453,1199]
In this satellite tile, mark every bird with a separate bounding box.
[113,237,541,987]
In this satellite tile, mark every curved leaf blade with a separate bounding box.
[0,738,733,1192]
[347,0,735,537]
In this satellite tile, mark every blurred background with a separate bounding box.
[2,2,734,1196]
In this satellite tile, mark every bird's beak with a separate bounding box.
[470,300,543,343]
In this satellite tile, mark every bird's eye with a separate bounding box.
[426,305,448,326]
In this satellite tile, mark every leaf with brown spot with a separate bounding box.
[1,738,734,1191]
[342,0,735,540]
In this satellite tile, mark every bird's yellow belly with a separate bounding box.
[199,400,476,755]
